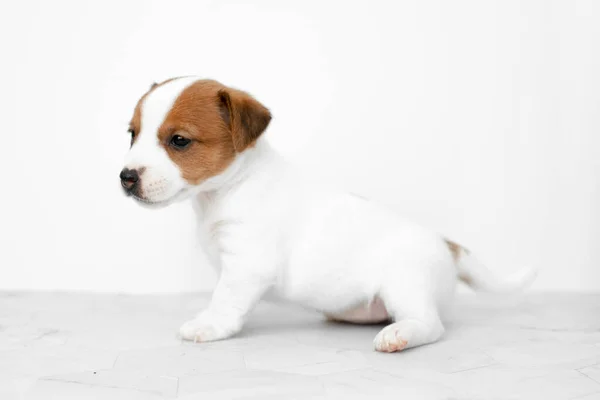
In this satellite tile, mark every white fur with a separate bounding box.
[176,140,459,351]
[124,80,534,352]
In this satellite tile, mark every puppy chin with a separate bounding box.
[131,195,172,209]
[131,187,191,210]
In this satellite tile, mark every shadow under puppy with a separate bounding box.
[120,77,535,353]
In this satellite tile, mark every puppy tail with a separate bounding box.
[445,239,537,293]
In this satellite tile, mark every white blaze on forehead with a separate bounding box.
[139,76,200,142]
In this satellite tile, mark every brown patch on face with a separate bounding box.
[153,79,271,185]
[445,239,468,262]
[217,87,272,152]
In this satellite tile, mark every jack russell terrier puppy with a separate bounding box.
[120,77,535,353]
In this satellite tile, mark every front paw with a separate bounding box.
[178,313,238,343]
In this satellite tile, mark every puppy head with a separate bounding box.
[120,77,271,207]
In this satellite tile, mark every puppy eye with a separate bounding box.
[170,135,191,149]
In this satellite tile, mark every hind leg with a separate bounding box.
[373,316,444,352]
[373,277,446,352]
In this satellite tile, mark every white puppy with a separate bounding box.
[121,77,534,352]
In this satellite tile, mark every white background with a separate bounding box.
[0,0,598,293]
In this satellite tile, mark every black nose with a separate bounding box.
[120,168,139,190]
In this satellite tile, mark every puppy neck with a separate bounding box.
[193,137,279,199]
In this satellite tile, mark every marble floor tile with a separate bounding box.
[0,291,598,399]
[34,370,178,398]
[177,369,325,399]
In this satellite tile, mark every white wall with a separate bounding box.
[0,0,598,293]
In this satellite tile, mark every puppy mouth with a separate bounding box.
[130,188,188,208]
[127,195,170,211]
[132,195,164,205]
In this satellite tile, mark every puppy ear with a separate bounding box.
[218,88,271,152]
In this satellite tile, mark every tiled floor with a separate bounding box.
[1,292,599,399]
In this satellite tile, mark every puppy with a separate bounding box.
[120,77,535,352]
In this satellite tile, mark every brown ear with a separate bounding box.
[218,88,272,152]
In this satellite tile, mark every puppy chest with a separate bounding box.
[197,220,235,266]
